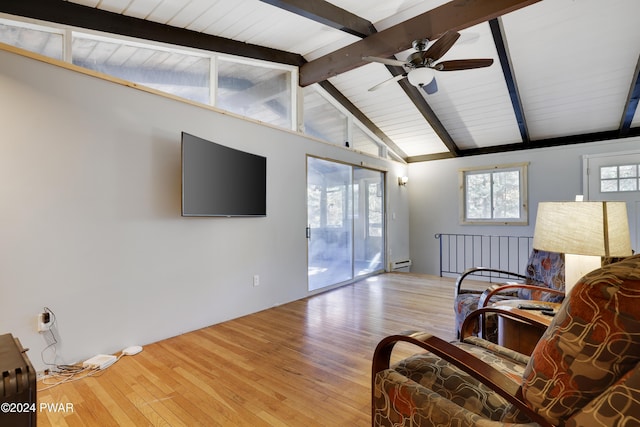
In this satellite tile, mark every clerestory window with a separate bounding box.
[0,16,390,159]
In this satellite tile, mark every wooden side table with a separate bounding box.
[492,300,560,355]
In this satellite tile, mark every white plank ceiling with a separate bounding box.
[9,0,640,161]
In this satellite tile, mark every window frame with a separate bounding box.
[459,162,529,225]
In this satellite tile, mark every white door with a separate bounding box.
[584,151,640,253]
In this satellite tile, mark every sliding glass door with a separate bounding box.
[353,167,384,276]
[307,157,384,291]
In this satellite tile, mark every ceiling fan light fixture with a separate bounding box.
[407,67,435,88]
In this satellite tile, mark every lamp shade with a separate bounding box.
[533,201,632,257]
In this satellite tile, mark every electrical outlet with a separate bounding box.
[37,312,52,332]
[253,274,260,287]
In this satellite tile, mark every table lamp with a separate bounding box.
[533,201,632,294]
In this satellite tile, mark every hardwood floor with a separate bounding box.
[36,273,458,426]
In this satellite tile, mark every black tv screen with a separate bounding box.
[181,132,266,217]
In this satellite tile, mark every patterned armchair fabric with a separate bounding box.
[373,254,640,427]
[516,250,565,301]
[522,254,640,426]
[374,338,532,426]
[454,249,565,339]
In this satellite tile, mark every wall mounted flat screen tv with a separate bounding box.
[181,132,266,217]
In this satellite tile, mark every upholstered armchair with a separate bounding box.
[454,249,565,340]
[373,254,640,427]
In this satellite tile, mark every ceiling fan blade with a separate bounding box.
[436,58,494,71]
[422,78,438,95]
[423,30,460,61]
[368,74,406,91]
[362,56,407,67]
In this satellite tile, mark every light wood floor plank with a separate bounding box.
[36,273,458,426]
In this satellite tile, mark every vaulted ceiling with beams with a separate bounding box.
[4,0,640,162]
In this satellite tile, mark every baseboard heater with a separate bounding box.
[390,259,412,272]
[0,333,37,427]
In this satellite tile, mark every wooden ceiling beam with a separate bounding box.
[257,0,375,38]
[619,54,640,136]
[300,0,541,86]
[489,18,529,144]
[409,128,640,162]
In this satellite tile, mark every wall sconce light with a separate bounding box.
[398,176,409,186]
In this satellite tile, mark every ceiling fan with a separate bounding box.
[363,30,494,94]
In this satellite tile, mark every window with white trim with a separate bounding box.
[460,163,528,225]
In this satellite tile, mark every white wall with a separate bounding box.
[409,137,640,275]
[0,47,409,372]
